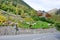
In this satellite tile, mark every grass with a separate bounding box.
[17,21,50,29]
[31,21,49,29]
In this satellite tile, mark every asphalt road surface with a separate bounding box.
[0,33,60,40]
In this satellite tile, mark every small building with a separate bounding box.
[37,10,51,18]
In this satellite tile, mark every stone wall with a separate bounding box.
[0,26,59,36]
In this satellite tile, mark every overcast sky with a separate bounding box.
[23,0,60,11]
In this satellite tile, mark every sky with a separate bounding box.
[23,0,60,11]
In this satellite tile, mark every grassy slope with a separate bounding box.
[0,9,30,28]
[0,0,51,29]
[0,0,33,9]
[0,0,36,28]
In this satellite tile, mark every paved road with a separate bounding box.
[0,33,60,40]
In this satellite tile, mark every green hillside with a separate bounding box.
[0,0,36,16]
[0,0,33,9]
[0,0,54,29]
[0,0,35,27]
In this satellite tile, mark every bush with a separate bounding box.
[0,14,7,26]
[55,23,60,31]
[0,23,2,26]
[31,21,49,29]
[40,17,46,21]
[40,17,54,24]
[32,15,40,21]
[24,17,34,22]
[46,18,54,24]
[17,22,29,29]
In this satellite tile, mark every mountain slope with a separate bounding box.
[0,0,52,29]
[0,0,32,9]
[0,0,37,28]
[0,0,36,16]
[48,8,58,15]
[48,8,60,23]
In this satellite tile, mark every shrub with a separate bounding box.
[17,22,29,29]
[0,14,7,26]
[55,23,60,31]
[40,17,46,21]
[32,15,40,21]
[31,21,49,29]
[40,17,54,24]
[24,17,34,22]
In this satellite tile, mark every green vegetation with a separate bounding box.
[17,22,29,29]
[0,0,36,16]
[40,17,54,24]
[31,21,49,29]
[0,14,7,26]
[55,23,60,31]
[50,9,60,30]
[0,0,60,29]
